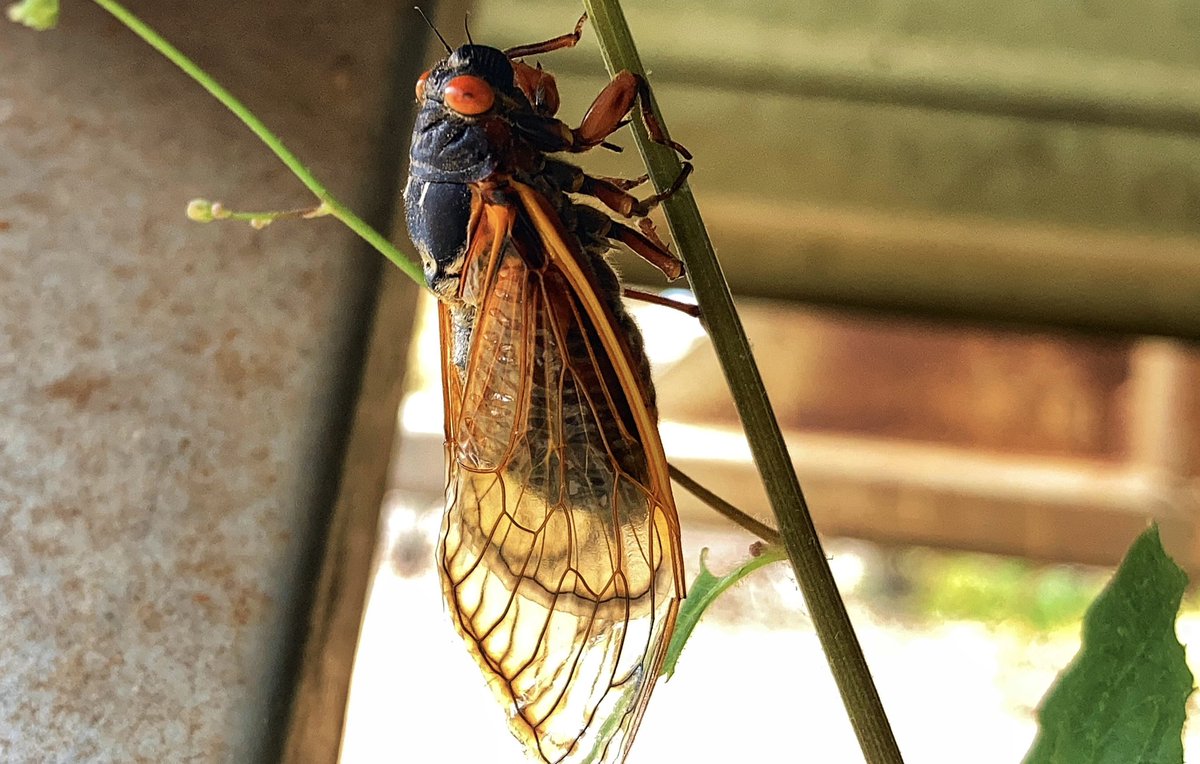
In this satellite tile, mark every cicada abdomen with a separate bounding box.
[404,17,688,763]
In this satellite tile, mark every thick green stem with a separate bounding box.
[580,1,903,761]
[89,0,423,285]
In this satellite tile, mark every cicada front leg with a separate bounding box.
[571,70,692,158]
[502,12,588,59]
[501,10,689,159]
[516,71,692,159]
[506,14,587,117]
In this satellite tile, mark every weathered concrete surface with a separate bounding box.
[0,2,413,760]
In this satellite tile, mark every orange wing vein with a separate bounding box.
[437,181,684,764]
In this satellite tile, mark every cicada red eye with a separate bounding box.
[415,70,430,101]
[444,74,495,115]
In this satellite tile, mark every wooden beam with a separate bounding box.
[390,420,1197,571]
[479,0,1200,135]
[664,422,1195,571]
[280,266,420,763]
[613,197,1200,339]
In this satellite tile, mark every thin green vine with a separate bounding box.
[83,0,423,284]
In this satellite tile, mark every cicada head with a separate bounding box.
[408,45,524,186]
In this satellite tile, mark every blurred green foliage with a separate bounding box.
[875,548,1110,631]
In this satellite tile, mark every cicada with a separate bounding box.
[404,13,689,764]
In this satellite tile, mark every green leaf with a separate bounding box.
[1024,525,1193,764]
[661,545,787,679]
[6,0,58,30]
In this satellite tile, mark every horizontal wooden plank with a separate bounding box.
[387,424,1193,570]
[477,0,1200,70]
[453,3,1200,337]
[478,1,1200,135]
[653,298,1135,460]
[625,198,1200,339]
[545,72,1200,240]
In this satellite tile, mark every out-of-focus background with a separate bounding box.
[4,0,1200,761]
[341,0,1200,761]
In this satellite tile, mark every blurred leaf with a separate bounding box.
[1024,525,1192,764]
[662,545,787,679]
[7,0,58,29]
[907,550,1102,630]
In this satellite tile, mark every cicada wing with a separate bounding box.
[437,189,683,764]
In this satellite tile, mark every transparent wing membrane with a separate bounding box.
[438,188,682,763]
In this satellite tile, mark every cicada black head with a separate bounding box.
[408,44,523,186]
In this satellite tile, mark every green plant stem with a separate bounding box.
[88,0,423,286]
[219,206,330,223]
[580,1,903,761]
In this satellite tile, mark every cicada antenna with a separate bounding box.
[464,12,475,45]
[415,6,452,54]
